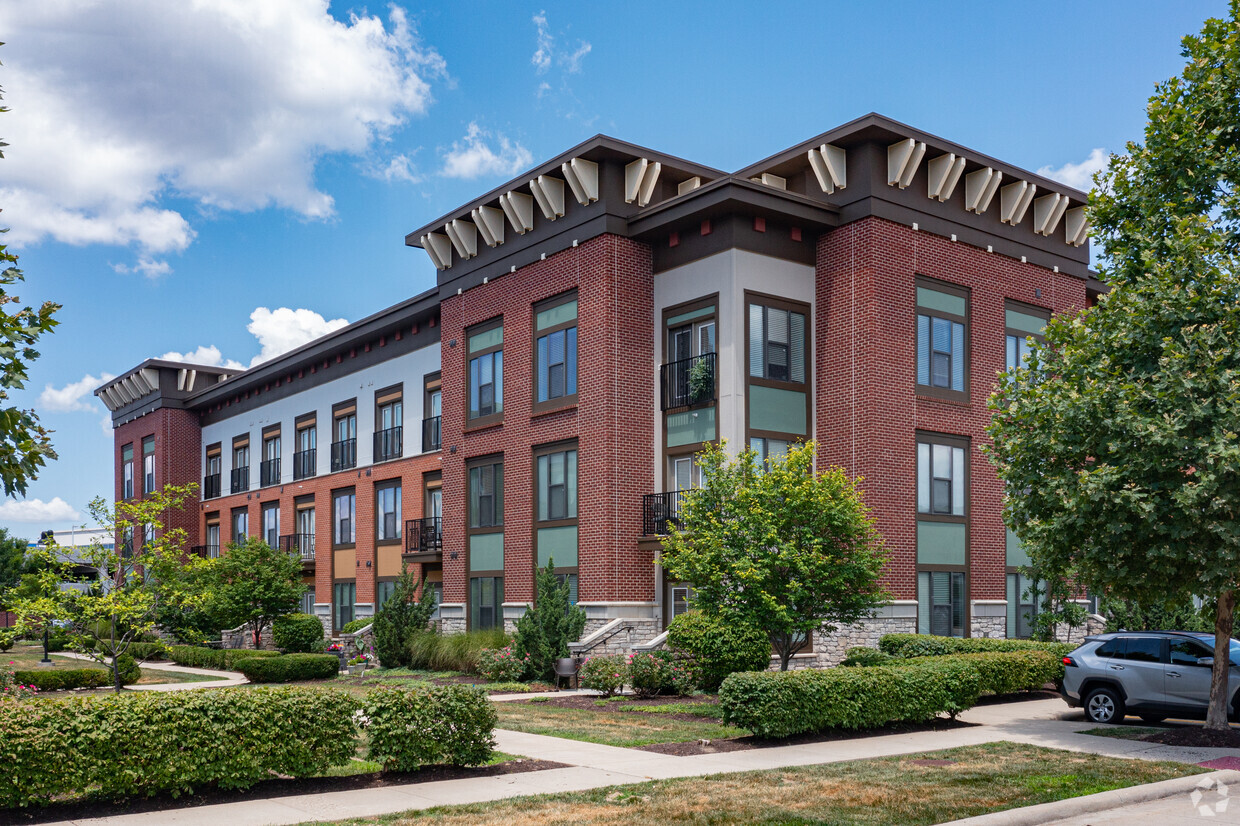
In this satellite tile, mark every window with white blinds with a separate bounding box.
[748,303,806,383]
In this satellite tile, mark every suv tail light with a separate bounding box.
[1062,656,1078,667]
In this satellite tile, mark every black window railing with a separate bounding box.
[660,352,716,411]
[405,517,442,554]
[331,439,356,472]
[203,473,221,499]
[293,448,316,480]
[374,426,402,463]
[230,466,249,494]
[279,533,316,560]
[422,416,442,452]
[191,544,221,559]
[641,489,690,536]
[260,458,281,487]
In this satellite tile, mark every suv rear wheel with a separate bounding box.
[1084,686,1125,724]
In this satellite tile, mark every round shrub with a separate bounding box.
[341,618,372,634]
[273,613,325,653]
[666,610,770,691]
[0,630,14,652]
[114,653,141,685]
[477,645,528,683]
[839,646,896,667]
[236,654,340,683]
[627,650,694,697]
[579,654,626,696]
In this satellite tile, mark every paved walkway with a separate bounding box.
[52,652,248,690]
[34,698,1240,826]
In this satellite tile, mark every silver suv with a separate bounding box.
[1061,631,1240,724]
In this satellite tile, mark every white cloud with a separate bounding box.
[157,345,245,371]
[364,153,422,185]
[0,497,80,523]
[1038,148,1109,192]
[100,413,113,438]
[111,257,173,279]
[246,307,349,367]
[40,373,116,413]
[532,11,553,74]
[0,0,446,264]
[564,42,592,75]
[529,11,591,80]
[440,123,533,180]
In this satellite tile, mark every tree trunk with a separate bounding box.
[111,615,122,694]
[1205,589,1235,731]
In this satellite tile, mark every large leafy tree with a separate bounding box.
[988,2,1240,732]
[0,526,30,591]
[212,536,305,649]
[660,441,887,670]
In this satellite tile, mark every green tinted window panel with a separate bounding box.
[536,526,578,568]
[916,286,967,317]
[1005,309,1047,337]
[666,305,715,327]
[916,521,966,566]
[1006,528,1031,568]
[536,300,578,331]
[468,326,503,353]
[667,406,715,447]
[749,385,807,436]
[469,533,504,571]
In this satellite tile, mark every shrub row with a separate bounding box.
[341,618,372,635]
[878,633,1074,660]
[236,654,340,683]
[11,668,114,691]
[364,684,496,770]
[127,641,169,661]
[718,650,1063,738]
[166,645,281,671]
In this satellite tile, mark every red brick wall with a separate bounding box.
[439,233,655,609]
[816,216,1086,601]
[112,407,202,546]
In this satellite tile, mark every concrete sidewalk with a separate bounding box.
[52,651,248,691]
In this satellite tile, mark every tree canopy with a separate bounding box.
[212,536,305,648]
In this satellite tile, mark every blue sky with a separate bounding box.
[0,0,1225,538]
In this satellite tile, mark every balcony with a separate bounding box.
[660,352,717,411]
[331,439,356,472]
[260,458,281,487]
[203,473,221,500]
[191,544,221,559]
[641,489,690,536]
[230,466,249,494]
[422,416,442,452]
[279,532,316,560]
[293,448,316,480]
[374,426,403,463]
[404,517,442,556]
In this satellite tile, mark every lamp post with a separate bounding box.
[40,625,52,665]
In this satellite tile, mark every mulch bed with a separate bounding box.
[638,716,975,755]
[2,758,569,825]
[1136,727,1240,749]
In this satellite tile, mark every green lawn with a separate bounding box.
[493,700,744,747]
[320,742,1204,826]
[5,643,224,688]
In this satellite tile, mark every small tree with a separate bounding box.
[1017,566,1089,646]
[511,558,587,682]
[212,536,304,649]
[660,441,888,670]
[372,565,436,668]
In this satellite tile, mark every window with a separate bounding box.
[376,580,397,612]
[918,571,966,638]
[916,433,969,637]
[467,320,503,422]
[300,587,316,615]
[142,522,156,549]
[231,507,248,543]
[535,444,579,602]
[670,454,702,492]
[470,576,504,631]
[294,418,316,480]
[261,431,281,486]
[333,489,356,546]
[536,448,577,522]
[376,482,401,543]
[1005,302,1049,372]
[205,521,220,558]
[232,439,250,493]
[1169,638,1211,667]
[423,374,442,452]
[917,441,967,516]
[469,461,503,528]
[664,300,717,410]
[332,403,357,471]
[534,294,577,409]
[121,444,134,499]
[205,446,222,499]
[375,387,403,461]
[749,437,790,469]
[671,585,695,619]
[120,525,134,558]
[334,582,356,631]
[916,279,969,397]
[142,437,155,495]
[1095,639,1123,658]
[295,502,315,559]
[1006,572,1040,639]
[1121,637,1164,663]
[261,502,279,548]
[749,303,806,383]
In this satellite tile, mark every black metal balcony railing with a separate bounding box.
[642,489,690,536]
[279,533,316,560]
[203,473,221,499]
[422,416,442,452]
[404,517,442,554]
[230,466,249,494]
[374,426,403,463]
[660,352,717,411]
[260,458,281,487]
[293,448,316,480]
[191,544,221,559]
[331,439,356,472]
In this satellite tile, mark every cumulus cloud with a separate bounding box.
[246,307,349,367]
[0,0,446,266]
[157,345,245,371]
[441,123,533,180]
[0,497,80,523]
[364,153,423,185]
[40,373,116,413]
[1038,148,1109,192]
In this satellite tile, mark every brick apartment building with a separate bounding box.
[96,114,1102,664]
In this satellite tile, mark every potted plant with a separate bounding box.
[326,642,346,670]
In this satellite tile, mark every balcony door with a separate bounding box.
[669,319,715,363]
[296,506,315,557]
[670,455,701,493]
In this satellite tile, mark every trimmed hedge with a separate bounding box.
[878,633,1073,660]
[839,646,896,667]
[12,668,113,691]
[236,653,341,682]
[719,650,1064,738]
[128,641,169,661]
[0,687,358,807]
[364,684,496,770]
[167,645,281,671]
[273,613,325,653]
[341,618,372,634]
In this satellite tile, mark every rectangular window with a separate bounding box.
[334,582,356,632]
[231,507,248,543]
[535,294,578,408]
[536,448,577,522]
[295,502,316,559]
[664,301,717,410]
[376,580,397,612]
[749,437,791,470]
[423,374,442,452]
[748,303,806,383]
[535,444,579,596]
[122,444,134,499]
[917,440,967,516]
[1005,301,1049,373]
[332,402,357,471]
[376,482,401,543]
[294,419,316,480]
[143,522,156,549]
[469,461,504,528]
[300,587,316,615]
[142,436,155,494]
[333,489,356,546]
[205,521,220,558]
[205,445,222,499]
[375,388,403,462]
[261,432,281,487]
[1006,572,1040,639]
[469,576,504,631]
[917,570,966,638]
[916,279,969,397]
[468,320,503,422]
[232,438,250,494]
[261,502,279,548]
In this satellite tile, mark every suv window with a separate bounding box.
[1094,639,1124,658]
[1169,639,1211,666]
[1120,637,1164,663]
